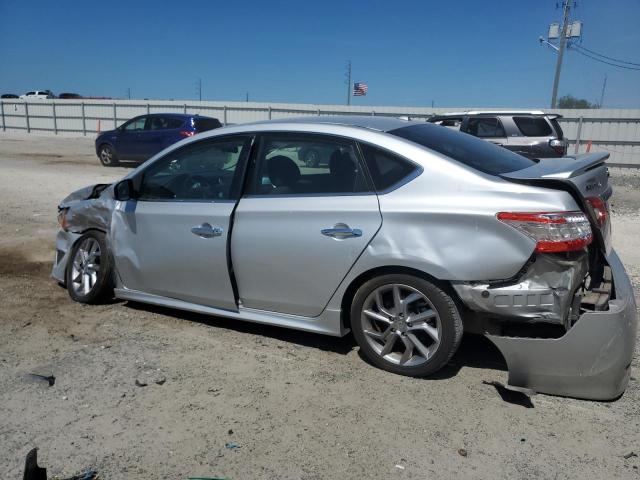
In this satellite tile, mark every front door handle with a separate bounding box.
[191,223,223,238]
[321,223,362,239]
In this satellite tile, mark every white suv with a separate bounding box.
[19,90,54,99]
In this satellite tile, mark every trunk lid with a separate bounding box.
[500,152,612,252]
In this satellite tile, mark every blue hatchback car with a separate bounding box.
[95,113,222,166]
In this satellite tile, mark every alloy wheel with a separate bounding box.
[360,283,441,367]
[70,237,101,296]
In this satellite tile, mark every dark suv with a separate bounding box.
[427,111,567,159]
[96,113,222,166]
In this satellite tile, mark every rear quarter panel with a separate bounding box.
[325,146,581,311]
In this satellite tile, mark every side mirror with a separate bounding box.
[113,179,134,201]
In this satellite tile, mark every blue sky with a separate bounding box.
[1,0,639,107]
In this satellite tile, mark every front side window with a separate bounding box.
[465,117,506,138]
[137,136,251,201]
[247,134,371,196]
[513,116,553,137]
[123,117,147,131]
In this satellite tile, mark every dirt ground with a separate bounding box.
[1,133,639,479]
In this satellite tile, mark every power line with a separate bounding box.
[569,45,640,71]
[572,44,640,67]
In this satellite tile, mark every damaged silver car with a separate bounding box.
[52,116,637,400]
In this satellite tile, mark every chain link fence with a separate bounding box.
[1,99,639,166]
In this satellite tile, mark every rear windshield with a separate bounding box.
[193,118,222,132]
[513,116,552,137]
[389,123,535,175]
[550,118,564,139]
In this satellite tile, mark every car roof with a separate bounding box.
[437,110,548,116]
[248,115,421,132]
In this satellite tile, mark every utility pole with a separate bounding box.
[127,88,131,100]
[245,92,249,102]
[550,0,571,108]
[345,60,352,106]
[196,78,202,101]
[599,74,607,108]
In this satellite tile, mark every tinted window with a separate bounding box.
[138,136,251,201]
[148,116,184,130]
[513,116,553,137]
[465,117,505,138]
[550,118,564,139]
[123,117,147,131]
[390,123,535,175]
[248,134,371,196]
[359,143,418,191]
[193,118,222,132]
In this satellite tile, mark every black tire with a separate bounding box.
[98,144,119,166]
[301,148,320,168]
[350,274,463,377]
[66,231,114,304]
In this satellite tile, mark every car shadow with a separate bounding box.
[356,333,508,379]
[123,301,356,355]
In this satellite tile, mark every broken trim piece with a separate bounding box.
[486,250,637,400]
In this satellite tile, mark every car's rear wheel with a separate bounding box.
[66,231,113,304]
[351,274,463,377]
[98,144,119,166]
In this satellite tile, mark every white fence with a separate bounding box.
[1,99,639,166]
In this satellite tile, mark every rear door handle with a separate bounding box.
[321,224,362,239]
[191,223,223,238]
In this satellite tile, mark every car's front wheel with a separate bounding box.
[66,231,113,304]
[98,144,119,167]
[351,274,463,377]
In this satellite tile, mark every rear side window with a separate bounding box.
[193,118,222,132]
[390,123,535,175]
[513,116,553,137]
[465,117,505,138]
[359,143,418,191]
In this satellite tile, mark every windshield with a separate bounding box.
[389,123,535,175]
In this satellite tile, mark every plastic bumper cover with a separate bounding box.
[51,230,81,284]
[487,249,637,400]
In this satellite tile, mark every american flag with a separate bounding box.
[353,82,368,96]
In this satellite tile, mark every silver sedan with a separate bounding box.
[52,116,637,400]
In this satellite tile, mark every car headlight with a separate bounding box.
[58,208,70,231]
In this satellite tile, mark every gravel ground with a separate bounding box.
[1,133,639,479]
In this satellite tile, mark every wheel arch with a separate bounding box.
[339,265,461,332]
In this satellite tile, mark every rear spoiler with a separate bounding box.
[500,152,609,181]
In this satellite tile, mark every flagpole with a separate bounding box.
[346,60,352,106]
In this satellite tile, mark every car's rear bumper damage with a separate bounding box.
[458,250,636,400]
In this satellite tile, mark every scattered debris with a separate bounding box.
[23,448,47,480]
[394,464,405,470]
[187,477,229,480]
[483,380,535,408]
[28,373,55,387]
[623,452,637,459]
[458,448,468,457]
[224,442,240,450]
[227,429,234,435]
[22,321,32,328]
[520,438,526,443]
[23,448,99,480]
[135,369,166,387]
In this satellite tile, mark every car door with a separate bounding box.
[139,115,171,159]
[115,116,148,159]
[110,134,253,310]
[462,116,508,148]
[231,132,382,317]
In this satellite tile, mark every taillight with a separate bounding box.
[586,196,608,228]
[179,130,195,138]
[497,211,592,253]
[549,139,567,156]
